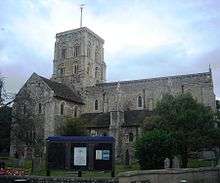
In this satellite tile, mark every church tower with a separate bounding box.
[51,27,106,89]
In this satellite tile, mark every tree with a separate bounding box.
[12,88,44,156]
[143,93,217,168]
[59,117,87,136]
[135,129,176,170]
[0,106,11,155]
[216,100,220,111]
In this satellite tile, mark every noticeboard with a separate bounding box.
[47,136,115,172]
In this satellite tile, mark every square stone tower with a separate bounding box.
[51,27,106,89]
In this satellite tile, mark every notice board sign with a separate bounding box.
[94,143,113,170]
[47,136,115,172]
[74,147,87,166]
[95,150,110,160]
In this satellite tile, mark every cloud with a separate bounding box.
[0,0,219,98]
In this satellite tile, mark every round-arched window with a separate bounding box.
[95,100,98,111]
[138,96,142,108]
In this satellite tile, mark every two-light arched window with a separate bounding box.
[138,96,143,108]
[95,100,98,111]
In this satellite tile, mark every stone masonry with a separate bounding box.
[10,27,216,163]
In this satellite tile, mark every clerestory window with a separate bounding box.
[138,96,142,108]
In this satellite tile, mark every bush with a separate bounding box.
[135,129,176,170]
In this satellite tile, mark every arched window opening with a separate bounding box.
[87,67,90,75]
[181,85,185,94]
[95,67,98,78]
[95,50,99,62]
[95,100,98,111]
[138,96,142,108]
[73,65,78,74]
[74,45,80,57]
[60,103,64,115]
[38,103,42,114]
[129,133,134,142]
[74,106,78,117]
[87,42,91,58]
[61,48,66,59]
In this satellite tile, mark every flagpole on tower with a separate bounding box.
[80,4,85,28]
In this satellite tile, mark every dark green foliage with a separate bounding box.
[142,93,218,168]
[60,117,87,136]
[135,129,176,170]
[216,100,220,111]
[0,106,11,154]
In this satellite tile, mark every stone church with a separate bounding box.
[10,27,216,163]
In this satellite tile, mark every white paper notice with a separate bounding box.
[74,147,87,166]
[96,150,102,160]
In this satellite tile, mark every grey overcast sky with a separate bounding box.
[0,0,219,99]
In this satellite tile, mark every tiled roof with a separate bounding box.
[40,76,83,104]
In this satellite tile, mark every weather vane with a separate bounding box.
[80,4,85,28]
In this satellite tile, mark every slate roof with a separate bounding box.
[81,112,110,128]
[40,76,83,104]
[123,110,153,127]
[81,110,153,128]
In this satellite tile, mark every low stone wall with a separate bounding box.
[118,167,220,183]
[0,175,118,183]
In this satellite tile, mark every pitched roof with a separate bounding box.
[81,112,110,128]
[40,76,83,104]
[81,110,153,128]
[123,110,153,127]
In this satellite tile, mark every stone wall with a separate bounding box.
[82,71,216,113]
[118,167,220,183]
[52,27,106,89]
[0,175,118,183]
